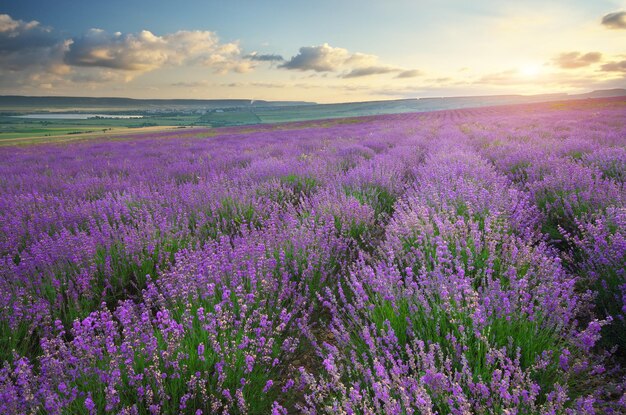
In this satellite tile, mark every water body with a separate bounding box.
[11,114,143,120]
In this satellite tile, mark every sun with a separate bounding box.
[519,63,541,78]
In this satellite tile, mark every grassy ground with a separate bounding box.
[0,115,200,142]
[0,126,203,146]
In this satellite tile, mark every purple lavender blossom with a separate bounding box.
[0,97,624,414]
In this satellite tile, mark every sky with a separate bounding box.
[1,0,625,103]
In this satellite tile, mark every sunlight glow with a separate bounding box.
[519,63,542,78]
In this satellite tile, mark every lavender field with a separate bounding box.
[0,97,625,414]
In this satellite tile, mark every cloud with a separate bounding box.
[0,14,20,33]
[552,51,602,69]
[0,14,59,57]
[601,11,626,29]
[0,14,40,34]
[396,69,422,79]
[344,52,379,67]
[601,60,626,72]
[171,80,210,87]
[65,29,252,74]
[64,29,167,71]
[280,43,353,72]
[0,14,154,92]
[279,42,420,80]
[476,69,517,85]
[0,13,258,94]
[245,52,284,62]
[223,81,295,89]
[342,66,400,78]
[278,43,388,74]
[0,14,75,90]
[427,77,452,83]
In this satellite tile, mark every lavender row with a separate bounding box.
[467,103,626,358]
[300,135,615,413]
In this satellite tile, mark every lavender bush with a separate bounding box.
[0,98,624,413]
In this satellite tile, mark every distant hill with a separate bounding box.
[0,96,313,110]
[573,88,626,99]
[1,89,623,113]
[405,89,624,112]
[238,89,626,124]
[0,89,623,128]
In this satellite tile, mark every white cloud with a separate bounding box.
[280,43,353,72]
[0,13,258,93]
[0,14,75,91]
[342,66,401,78]
[552,51,602,69]
[244,52,284,62]
[0,14,40,34]
[65,29,252,74]
[280,43,420,79]
[395,69,423,79]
